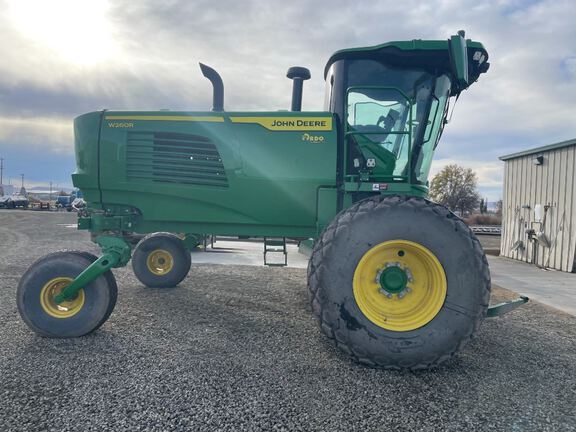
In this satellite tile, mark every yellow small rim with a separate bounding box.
[146,249,174,275]
[40,277,85,319]
[353,240,447,332]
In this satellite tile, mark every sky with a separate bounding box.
[0,0,575,199]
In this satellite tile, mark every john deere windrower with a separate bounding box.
[17,31,525,369]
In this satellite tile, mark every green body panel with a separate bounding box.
[75,111,338,238]
[316,187,338,232]
[71,112,102,205]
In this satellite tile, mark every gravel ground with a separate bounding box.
[0,210,575,431]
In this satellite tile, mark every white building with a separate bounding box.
[500,138,576,272]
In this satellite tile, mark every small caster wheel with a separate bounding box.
[17,251,118,338]
[132,232,191,288]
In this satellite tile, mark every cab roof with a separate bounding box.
[324,38,488,87]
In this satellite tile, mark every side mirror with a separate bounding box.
[449,30,469,89]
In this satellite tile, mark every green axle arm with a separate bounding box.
[54,236,131,304]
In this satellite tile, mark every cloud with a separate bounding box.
[435,1,576,150]
[0,0,575,197]
[0,115,72,153]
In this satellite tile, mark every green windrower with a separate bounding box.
[16,31,527,370]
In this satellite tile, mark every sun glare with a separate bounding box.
[8,0,118,66]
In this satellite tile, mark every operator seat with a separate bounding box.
[348,109,400,175]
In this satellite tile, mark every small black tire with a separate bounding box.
[131,232,191,288]
[308,195,490,370]
[17,251,118,338]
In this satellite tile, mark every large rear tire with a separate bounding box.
[132,232,191,288]
[308,195,490,370]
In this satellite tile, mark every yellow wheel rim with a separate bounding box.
[146,249,174,275]
[353,240,447,332]
[40,277,85,319]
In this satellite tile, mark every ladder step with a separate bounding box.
[263,237,287,267]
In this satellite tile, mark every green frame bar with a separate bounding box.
[487,296,529,317]
[54,236,132,304]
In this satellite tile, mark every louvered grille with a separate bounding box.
[126,132,228,187]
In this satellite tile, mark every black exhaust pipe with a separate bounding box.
[286,66,311,111]
[199,63,224,112]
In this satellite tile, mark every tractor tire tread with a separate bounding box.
[307,195,491,370]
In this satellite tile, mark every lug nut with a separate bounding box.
[405,268,414,283]
[397,288,412,299]
[378,288,393,298]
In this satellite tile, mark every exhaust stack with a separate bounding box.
[199,63,224,112]
[286,67,311,111]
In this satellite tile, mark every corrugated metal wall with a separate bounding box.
[501,144,576,272]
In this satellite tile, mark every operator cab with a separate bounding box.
[323,31,489,191]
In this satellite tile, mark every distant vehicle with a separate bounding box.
[27,196,51,211]
[56,194,75,211]
[0,195,29,209]
[71,197,86,211]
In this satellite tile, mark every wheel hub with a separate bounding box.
[379,266,408,294]
[40,277,85,319]
[146,249,174,275]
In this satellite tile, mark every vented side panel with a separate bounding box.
[126,132,228,187]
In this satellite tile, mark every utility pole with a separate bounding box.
[0,157,3,196]
[20,173,26,196]
[49,181,53,203]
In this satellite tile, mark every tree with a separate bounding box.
[481,198,488,214]
[429,164,480,216]
[495,199,503,216]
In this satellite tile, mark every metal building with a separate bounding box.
[500,138,576,272]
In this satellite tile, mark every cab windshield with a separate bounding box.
[344,60,451,183]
